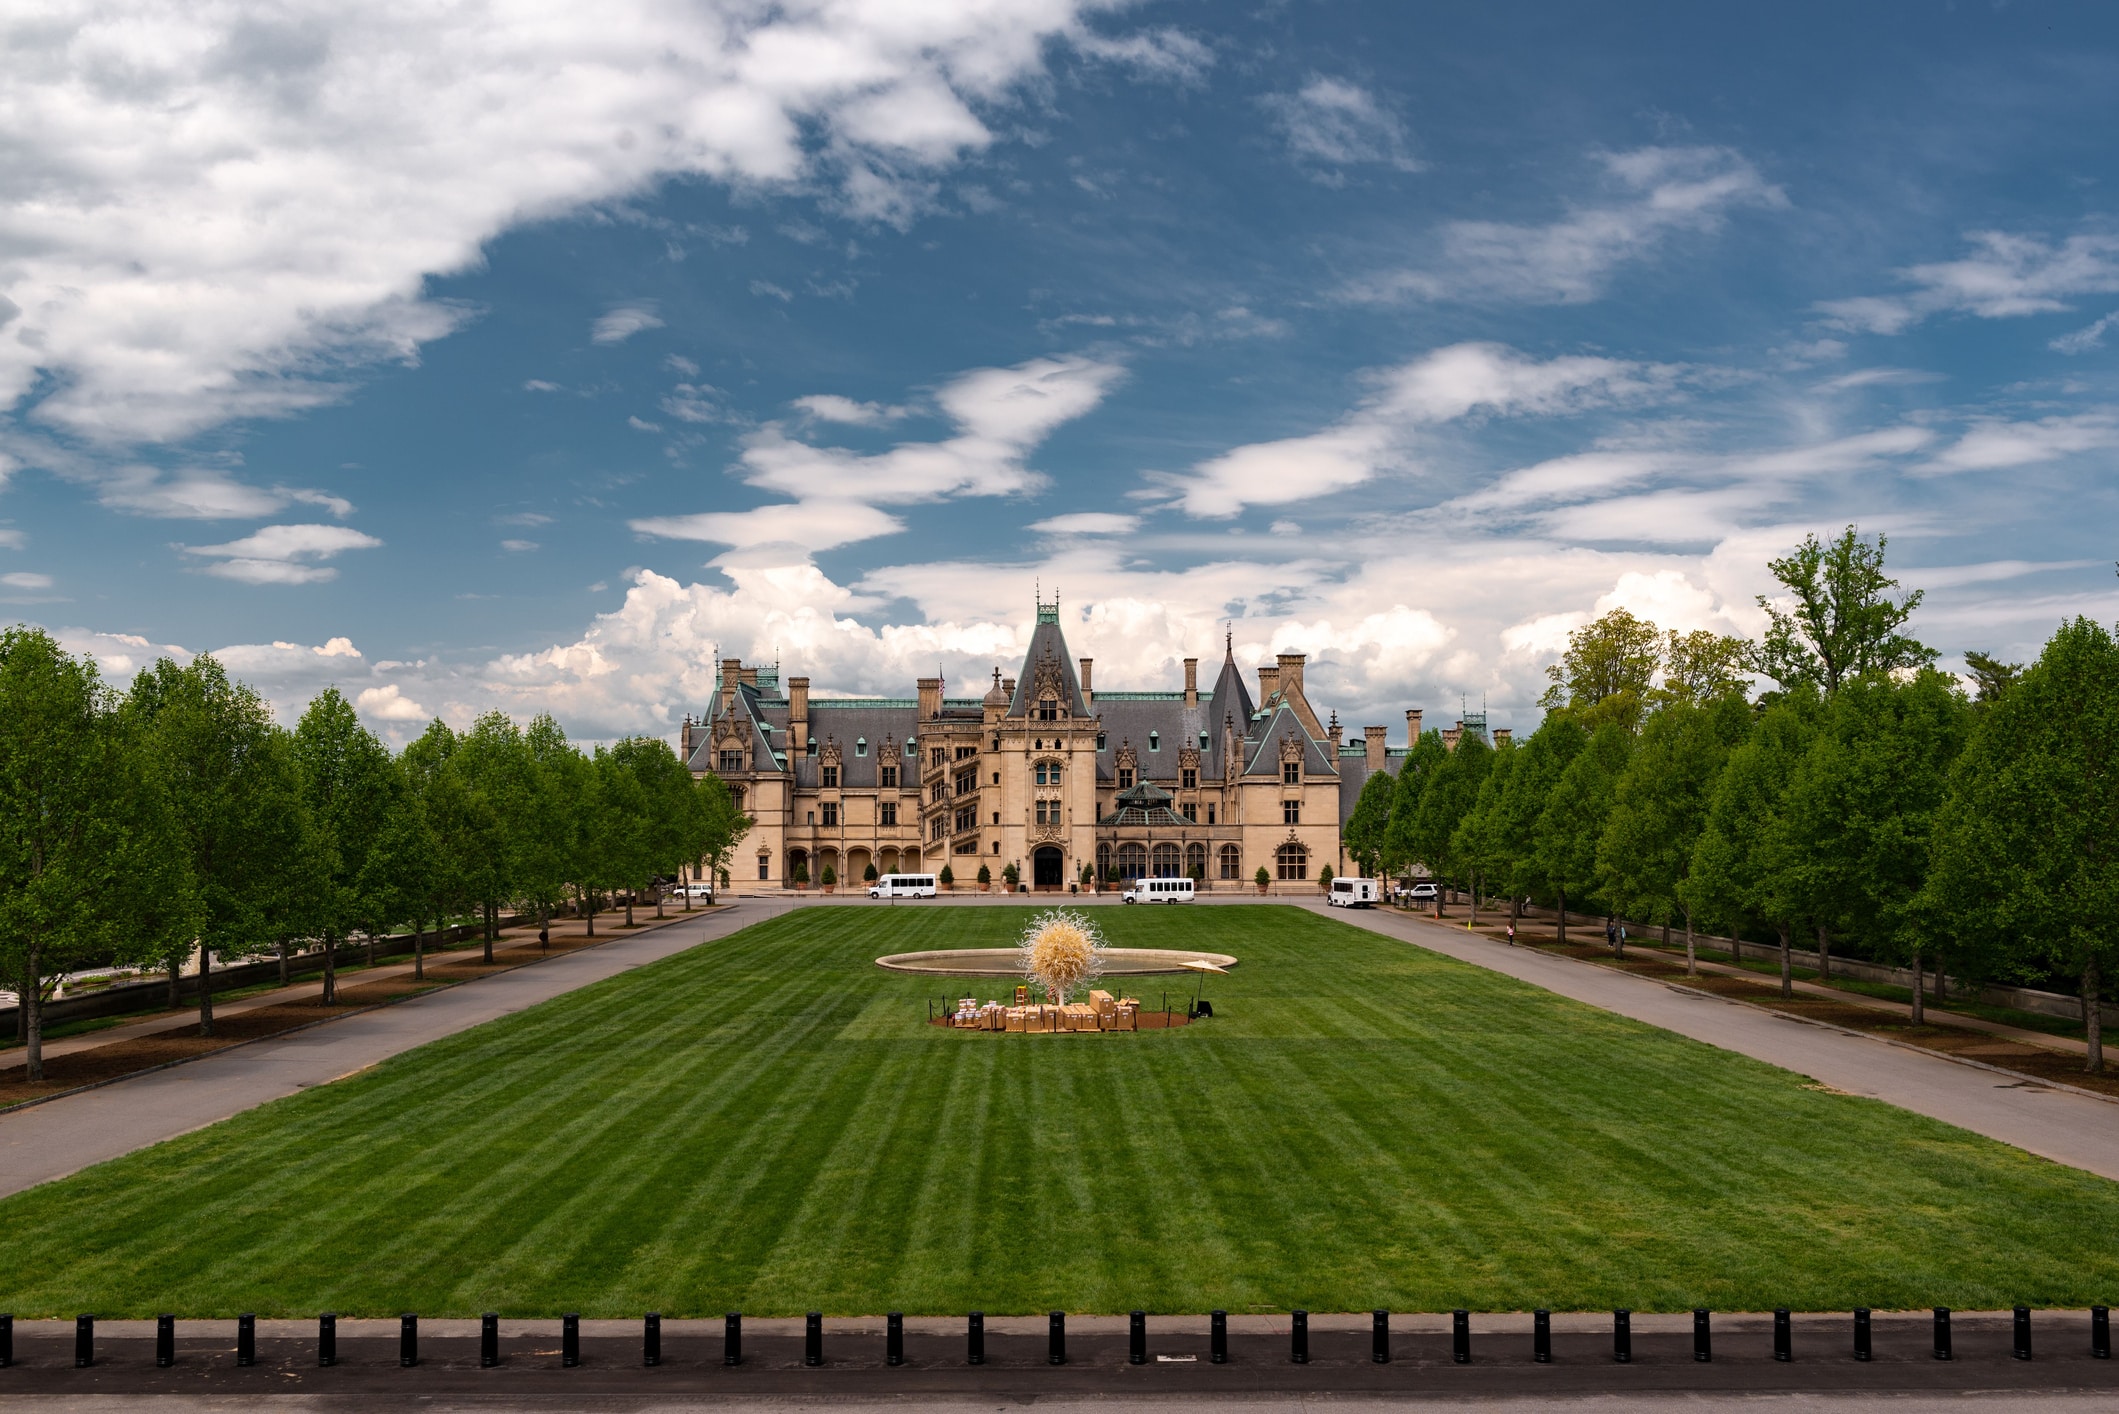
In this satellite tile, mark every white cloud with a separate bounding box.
[500,538,540,553]
[793,394,911,426]
[1918,413,2119,475]
[2052,310,2119,355]
[633,501,905,557]
[1820,232,2119,334]
[749,280,795,302]
[628,416,663,433]
[355,683,429,722]
[182,522,383,584]
[2,571,54,589]
[1348,146,1785,305]
[1261,77,1420,177]
[660,384,724,425]
[1028,511,1139,535]
[523,379,563,393]
[592,305,664,344]
[0,0,1165,444]
[0,530,25,549]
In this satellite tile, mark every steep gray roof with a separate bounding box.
[1206,638,1255,728]
[1241,703,1338,778]
[1006,609,1090,718]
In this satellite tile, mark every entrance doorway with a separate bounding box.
[1033,846,1064,890]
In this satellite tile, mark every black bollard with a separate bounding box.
[725,1312,742,1367]
[157,1314,175,1368]
[2095,1305,2111,1360]
[1372,1309,1390,1364]
[1774,1308,1791,1362]
[1129,1311,1146,1365]
[1533,1309,1551,1364]
[1854,1308,1871,1362]
[0,1312,11,1369]
[888,1312,904,1368]
[1693,1308,1711,1363]
[237,1314,256,1368]
[968,1312,985,1366]
[401,1314,418,1368]
[563,1313,579,1368]
[2014,1306,2033,1361]
[643,1313,661,1367]
[805,1312,823,1367]
[1613,1309,1631,1364]
[481,1312,498,1368]
[1453,1309,1470,1365]
[1292,1309,1309,1365]
[319,1312,336,1368]
[1211,1310,1228,1364]
[1934,1307,1952,1361]
[1049,1311,1066,1366]
[75,1314,93,1369]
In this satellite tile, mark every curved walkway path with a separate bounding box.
[0,901,795,1201]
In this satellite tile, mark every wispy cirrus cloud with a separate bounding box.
[1820,231,2119,335]
[591,304,664,344]
[1262,77,1420,180]
[1916,412,2119,475]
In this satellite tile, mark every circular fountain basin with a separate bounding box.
[876,947,1238,977]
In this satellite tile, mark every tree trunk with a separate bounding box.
[413,919,425,982]
[683,864,695,912]
[2085,957,2103,1076]
[1660,920,1671,952]
[583,889,596,937]
[1910,951,1924,1025]
[366,930,377,968]
[197,942,214,1037]
[1817,923,1831,981]
[166,953,181,1009]
[1684,912,1697,977]
[655,884,665,919]
[1468,874,1479,926]
[278,940,289,988]
[24,941,44,1083]
[625,890,636,928]
[1509,893,1522,924]
[482,901,495,965]
[321,932,337,1006]
[1777,925,1792,999]
[539,903,550,952]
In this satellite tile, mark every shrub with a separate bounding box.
[1002,862,1020,886]
[863,862,878,881]
[821,864,837,887]
[792,860,809,885]
[939,864,955,886]
[1255,864,1272,887]
[1319,865,1335,893]
[976,863,992,885]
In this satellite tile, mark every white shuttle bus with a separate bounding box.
[869,873,938,899]
[1122,876,1195,904]
[1328,877,1380,908]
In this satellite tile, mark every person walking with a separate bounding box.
[1506,921,1517,947]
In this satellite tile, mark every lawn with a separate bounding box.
[0,904,2115,1318]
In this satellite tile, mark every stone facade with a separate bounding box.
[683,600,1434,892]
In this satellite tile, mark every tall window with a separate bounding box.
[880,802,898,826]
[1283,800,1301,825]
[1036,799,1061,825]
[807,738,818,757]
[1181,767,1197,789]
[1206,805,1215,825]
[955,807,977,833]
[1117,842,1148,879]
[1151,842,1181,876]
[1282,760,1300,785]
[880,765,898,788]
[955,770,978,796]
[1218,844,1241,880]
[1276,843,1309,880]
[822,802,839,826]
[1186,842,1207,879]
[1038,697,1058,721]
[758,854,770,880]
[719,750,742,773]
[1035,760,1061,785]
[932,747,947,767]
[1181,804,1196,822]
[822,765,839,788]
[1149,732,1159,751]
[1118,767,1135,789]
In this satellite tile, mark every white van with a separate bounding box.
[1122,877,1195,904]
[870,873,938,899]
[1328,877,1379,908]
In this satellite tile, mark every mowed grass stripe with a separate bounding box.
[2,904,2118,1315]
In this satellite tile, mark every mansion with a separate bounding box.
[681,600,1494,892]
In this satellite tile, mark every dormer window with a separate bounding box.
[822,765,839,788]
[1199,732,1209,749]
[1282,760,1300,785]
[1097,733,1107,751]
[1182,767,1197,789]
[855,738,868,757]
[1148,731,1160,752]
[806,738,818,757]
[1038,697,1058,722]
[1118,767,1134,789]
[718,750,743,774]
[904,738,916,756]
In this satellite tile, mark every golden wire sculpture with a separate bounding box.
[1017,908,1106,1005]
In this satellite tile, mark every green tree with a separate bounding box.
[692,770,750,893]
[1409,732,1493,916]
[1487,717,1587,934]
[520,714,588,939]
[1755,525,1935,696]
[1656,630,1752,706]
[1342,769,1395,879]
[1962,649,2022,705]
[1928,618,2119,1072]
[1532,721,1634,951]
[592,741,655,926]
[1450,735,1518,915]
[452,712,530,961]
[1381,729,1447,883]
[124,655,305,1035]
[292,688,396,1005]
[401,720,480,971]
[1685,694,1818,996]
[1541,607,1662,731]
[1597,694,1753,973]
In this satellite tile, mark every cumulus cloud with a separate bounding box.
[1820,231,2119,335]
[181,522,383,584]
[1262,77,1420,178]
[591,305,665,344]
[355,683,429,722]
[1348,146,1785,305]
[0,0,1183,444]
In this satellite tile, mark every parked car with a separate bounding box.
[1405,882,1439,904]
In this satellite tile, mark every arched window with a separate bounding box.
[1218,845,1242,880]
[1276,843,1309,880]
[1151,842,1181,877]
[1117,842,1148,879]
[855,737,868,756]
[1148,731,1159,751]
[1035,760,1062,785]
[1185,842,1207,879]
[1097,842,1112,878]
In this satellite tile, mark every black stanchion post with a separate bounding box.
[805,1312,823,1367]
[1049,1311,1066,1366]
[1774,1308,1791,1362]
[1533,1309,1551,1364]
[1693,1308,1711,1363]
[1129,1311,1145,1365]
[1854,1308,1872,1362]
[0,1312,11,1369]
[888,1312,904,1368]
[968,1312,985,1366]
[1291,1310,1309,1365]
[319,1313,337,1368]
[563,1313,580,1368]
[75,1314,93,1369]
[1210,1310,1228,1364]
[237,1314,256,1368]
[401,1314,418,1368]
[1933,1307,1952,1361]
[480,1312,498,1368]
[1613,1309,1631,1364]
[1372,1309,1389,1364]
[1453,1309,1470,1365]
[2014,1306,2033,1361]
[2094,1305,2111,1360]
[157,1314,175,1368]
[725,1312,742,1367]
[643,1313,661,1367]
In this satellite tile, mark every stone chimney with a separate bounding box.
[1276,652,1306,699]
[917,676,943,720]
[1493,727,1513,747]
[1406,708,1423,743]
[1183,657,1198,707]
[1442,722,1463,754]
[788,676,810,754]
[1078,658,1093,703]
[1364,725,1386,772]
[1258,664,1280,702]
[680,714,695,762]
[719,657,742,715]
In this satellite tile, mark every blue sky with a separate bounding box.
[3,1,2116,741]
